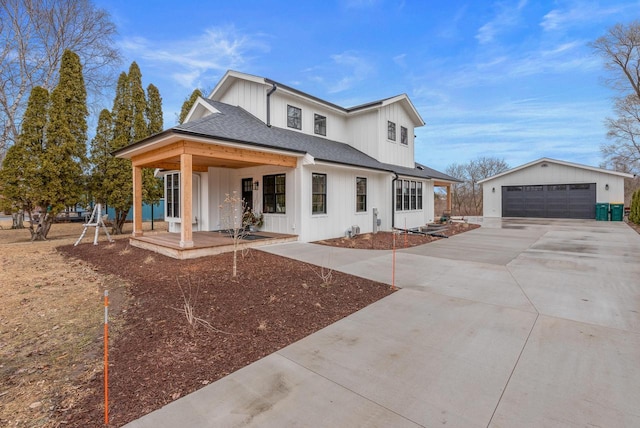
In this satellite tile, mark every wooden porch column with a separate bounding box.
[446,184,452,213]
[180,153,194,248]
[132,165,143,237]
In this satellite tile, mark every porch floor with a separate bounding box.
[130,230,298,260]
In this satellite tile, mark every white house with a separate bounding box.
[479,158,634,219]
[115,70,458,251]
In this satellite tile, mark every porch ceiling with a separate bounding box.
[130,139,299,171]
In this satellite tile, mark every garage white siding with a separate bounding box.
[481,159,631,218]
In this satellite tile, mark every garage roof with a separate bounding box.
[478,157,635,184]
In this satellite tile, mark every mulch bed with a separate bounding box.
[55,241,394,427]
[314,222,481,249]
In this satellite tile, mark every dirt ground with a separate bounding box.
[4,219,635,427]
[314,222,480,249]
[0,220,157,428]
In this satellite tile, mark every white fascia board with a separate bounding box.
[208,70,266,100]
[183,98,220,123]
[381,94,425,127]
[478,157,635,184]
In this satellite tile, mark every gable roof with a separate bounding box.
[210,70,425,126]
[478,157,635,184]
[116,99,458,182]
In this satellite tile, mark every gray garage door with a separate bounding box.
[502,183,596,219]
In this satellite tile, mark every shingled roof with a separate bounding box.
[169,99,458,182]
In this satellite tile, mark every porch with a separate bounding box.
[130,230,298,260]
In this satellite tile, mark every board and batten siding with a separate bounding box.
[216,79,267,123]
[379,103,415,169]
[299,164,391,242]
[482,162,626,218]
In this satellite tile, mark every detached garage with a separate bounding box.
[480,158,634,219]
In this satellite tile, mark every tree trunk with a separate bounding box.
[11,212,25,229]
[112,208,129,235]
[29,213,53,241]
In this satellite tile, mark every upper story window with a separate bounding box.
[287,105,302,130]
[314,114,326,136]
[388,121,396,141]
[400,126,408,145]
[312,173,327,214]
[263,173,286,213]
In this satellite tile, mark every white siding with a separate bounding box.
[268,92,348,142]
[378,103,415,168]
[482,162,626,218]
[217,80,267,122]
[298,164,392,242]
[346,110,380,160]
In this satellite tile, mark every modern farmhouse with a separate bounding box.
[114,70,458,255]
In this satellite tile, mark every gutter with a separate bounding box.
[391,172,399,230]
[266,83,277,127]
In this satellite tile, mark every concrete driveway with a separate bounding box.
[126,219,640,427]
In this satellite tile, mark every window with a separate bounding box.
[388,121,396,141]
[263,174,286,213]
[312,173,326,214]
[287,105,301,130]
[400,126,408,145]
[165,173,180,218]
[395,180,403,210]
[410,181,417,209]
[548,184,566,191]
[506,186,523,191]
[314,114,326,136]
[356,177,367,212]
[395,180,423,211]
[403,180,410,210]
[525,185,544,191]
[570,184,591,190]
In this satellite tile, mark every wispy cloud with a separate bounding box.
[305,52,375,94]
[541,3,627,32]
[119,26,269,88]
[476,0,529,44]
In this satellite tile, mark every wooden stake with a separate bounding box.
[104,290,109,425]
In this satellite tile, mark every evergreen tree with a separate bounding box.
[0,87,49,229]
[146,84,163,134]
[88,109,113,205]
[631,189,640,224]
[178,89,203,124]
[1,50,87,240]
[35,50,88,239]
[90,63,164,234]
[143,83,165,207]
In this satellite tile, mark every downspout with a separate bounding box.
[266,83,277,127]
[391,172,398,230]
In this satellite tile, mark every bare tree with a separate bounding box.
[446,157,509,216]
[219,192,249,278]
[592,21,640,174]
[0,0,121,160]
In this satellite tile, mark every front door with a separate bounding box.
[242,178,253,211]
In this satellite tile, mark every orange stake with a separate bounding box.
[391,232,396,290]
[104,290,109,425]
[404,219,408,248]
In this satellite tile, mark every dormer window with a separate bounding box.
[287,105,302,130]
[388,121,396,141]
[314,114,326,136]
[401,126,408,145]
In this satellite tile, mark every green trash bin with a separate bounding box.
[595,202,609,221]
[610,203,624,221]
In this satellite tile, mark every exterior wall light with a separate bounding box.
[492,187,495,193]
[605,184,609,190]
[254,181,259,190]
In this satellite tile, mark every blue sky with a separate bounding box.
[94,0,639,172]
